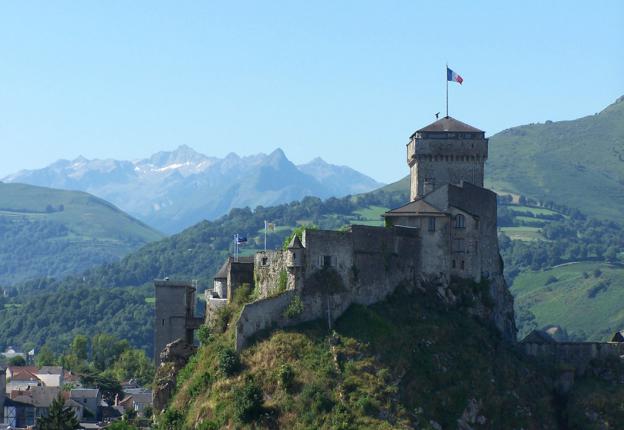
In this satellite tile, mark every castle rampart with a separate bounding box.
[521,341,624,373]
[234,225,422,350]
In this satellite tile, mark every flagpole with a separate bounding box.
[235,234,239,262]
[264,220,267,251]
[445,63,448,117]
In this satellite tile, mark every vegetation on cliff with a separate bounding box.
[159,286,566,429]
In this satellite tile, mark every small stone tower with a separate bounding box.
[286,235,304,268]
[407,116,488,200]
[154,279,203,365]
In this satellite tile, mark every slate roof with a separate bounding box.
[213,260,229,280]
[70,388,100,399]
[385,182,495,220]
[415,116,483,134]
[383,199,446,217]
[288,235,304,249]
[520,330,557,344]
[611,330,624,342]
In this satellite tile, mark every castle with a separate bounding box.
[154,115,517,361]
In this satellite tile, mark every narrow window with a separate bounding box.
[261,257,268,266]
[460,260,465,270]
[323,255,333,267]
[162,319,165,327]
[455,214,465,229]
[453,239,464,253]
[428,217,436,232]
[452,260,456,269]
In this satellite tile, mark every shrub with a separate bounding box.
[218,349,241,377]
[593,268,603,278]
[283,295,304,319]
[587,282,609,299]
[188,371,211,397]
[277,363,294,389]
[355,395,378,417]
[233,283,253,306]
[545,275,558,285]
[158,408,183,430]
[301,383,334,414]
[197,324,211,345]
[212,306,233,333]
[233,378,264,422]
[277,270,288,293]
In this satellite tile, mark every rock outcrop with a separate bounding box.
[152,339,197,412]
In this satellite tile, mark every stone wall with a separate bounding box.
[235,225,422,351]
[521,342,624,373]
[254,251,292,298]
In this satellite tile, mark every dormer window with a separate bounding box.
[454,214,465,229]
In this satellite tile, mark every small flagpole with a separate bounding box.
[445,63,448,117]
[264,220,267,251]
[235,234,239,262]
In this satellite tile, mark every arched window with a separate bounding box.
[454,214,465,229]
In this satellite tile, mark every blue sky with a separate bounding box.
[1,1,622,183]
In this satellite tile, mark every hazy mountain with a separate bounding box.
[4,146,382,233]
[0,182,163,285]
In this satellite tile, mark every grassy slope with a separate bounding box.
[512,261,624,341]
[167,287,593,429]
[487,96,624,221]
[0,182,162,241]
[0,182,163,284]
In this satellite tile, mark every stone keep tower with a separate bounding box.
[154,279,203,365]
[407,116,488,200]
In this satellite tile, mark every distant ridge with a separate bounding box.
[4,147,383,233]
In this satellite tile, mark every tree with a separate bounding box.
[80,371,123,405]
[35,345,57,367]
[71,334,89,361]
[8,355,26,366]
[605,246,619,263]
[92,333,129,371]
[37,394,80,430]
[111,349,154,385]
[108,420,139,430]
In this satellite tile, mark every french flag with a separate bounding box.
[447,67,463,84]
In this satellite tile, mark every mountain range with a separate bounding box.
[3,147,382,233]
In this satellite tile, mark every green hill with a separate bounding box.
[0,182,163,285]
[487,96,624,221]
[512,261,624,341]
[159,286,624,429]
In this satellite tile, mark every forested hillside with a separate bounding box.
[0,183,163,285]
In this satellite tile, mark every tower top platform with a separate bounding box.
[411,116,483,138]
